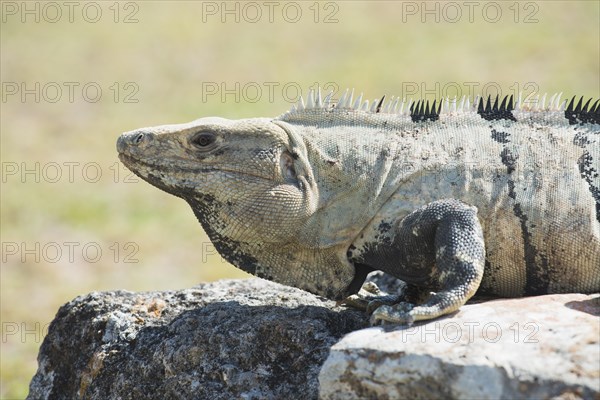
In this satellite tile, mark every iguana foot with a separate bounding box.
[370,291,472,326]
[343,282,403,312]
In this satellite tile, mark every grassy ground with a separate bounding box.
[1,1,598,398]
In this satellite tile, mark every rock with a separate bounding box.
[28,279,600,400]
[319,293,600,400]
[27,279,367,400]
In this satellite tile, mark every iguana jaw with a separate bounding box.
[118,152,209,197]
[118,151,279,199]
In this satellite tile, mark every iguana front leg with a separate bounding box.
[348,199,485,325]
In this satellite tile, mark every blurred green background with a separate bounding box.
[1,1,598,398]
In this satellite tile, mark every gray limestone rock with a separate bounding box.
[319,293,600,400]
[27,279,599,400]
[27,279,367,400]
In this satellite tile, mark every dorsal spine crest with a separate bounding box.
[283,87,599,124]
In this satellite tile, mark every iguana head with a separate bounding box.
[117,117,319,245]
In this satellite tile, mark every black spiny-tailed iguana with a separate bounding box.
[117,89,600,324]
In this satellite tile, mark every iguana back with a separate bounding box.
[277,92,599,297]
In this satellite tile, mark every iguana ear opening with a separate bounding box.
[280,151,297,181]
[272,120,319,210]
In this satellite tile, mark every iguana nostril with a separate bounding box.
[132,132,154,146]
[117,131,154,153]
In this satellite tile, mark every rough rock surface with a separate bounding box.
[320,293,600,400]
[29,278,599,400]
[27,279,367,400]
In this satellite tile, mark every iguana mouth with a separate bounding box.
[118,153,276,183]
[118,152,217,175]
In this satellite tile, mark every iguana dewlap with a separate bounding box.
[117,89,600,324]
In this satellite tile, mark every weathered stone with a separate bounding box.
[319,293,600,400]
[28,279,600,400]
[27,279,367,400]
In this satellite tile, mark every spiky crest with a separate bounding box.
[283,88,599,124]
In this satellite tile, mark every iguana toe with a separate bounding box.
[370,303,415,326]
[343,282,401,313]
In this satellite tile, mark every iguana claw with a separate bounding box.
[370,303,415,326]
[343,282,405,321]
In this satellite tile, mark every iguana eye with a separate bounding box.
[190,132,216,149]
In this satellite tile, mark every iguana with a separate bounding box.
[117,88,600,325]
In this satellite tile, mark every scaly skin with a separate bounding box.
[117,89,600,324]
